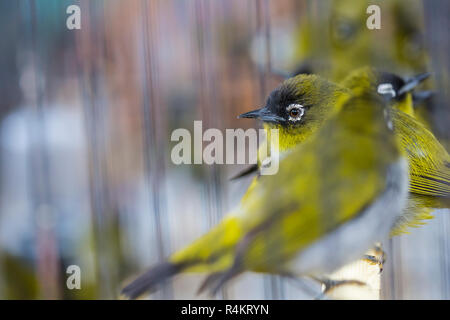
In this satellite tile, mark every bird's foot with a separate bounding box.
[363,244,385,273]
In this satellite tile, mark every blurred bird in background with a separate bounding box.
[292,0,428,79]
[289,0,440,134]
[340,67,450,234]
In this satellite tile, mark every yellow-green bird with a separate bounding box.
[239,71,449,235]
[122,79,408,299]
[340,67,449,233]
[340,66,431,118]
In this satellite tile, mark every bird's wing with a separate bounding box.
[391,109,450,198]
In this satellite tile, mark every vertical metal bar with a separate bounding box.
[139,0,172,299]
[382,238,404,299]
[422,1,450,140]
[74,0,117,299]
[423,0,450,300]
[255,0,271,99]
[27,0,60,299]
[193,0,226,299]
[440,215,450,299]
[255,0,285,300]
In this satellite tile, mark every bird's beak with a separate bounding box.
[398,72,431,96]
[238,108,262,119]
[238,107,285,124]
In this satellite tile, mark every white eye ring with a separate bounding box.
[377,83,396,98]
[286,104,305,122]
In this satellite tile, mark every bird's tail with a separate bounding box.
[121,261,186,299]
[121,215,243,299]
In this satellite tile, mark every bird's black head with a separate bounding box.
[376,71,430,101]
[239,74,348,128]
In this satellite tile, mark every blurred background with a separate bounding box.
[0,0,448,299]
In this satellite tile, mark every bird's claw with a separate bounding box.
[363,244,385,273]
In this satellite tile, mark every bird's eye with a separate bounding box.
[377,83,396,99]
[331,17,357,46]
[290,109,300,117]
[336,21,355,41]
[286,104,304,122]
